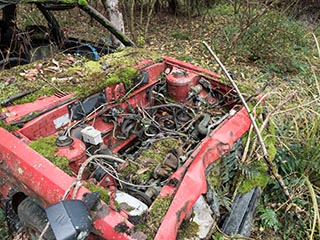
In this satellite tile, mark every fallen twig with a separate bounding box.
[313,32,320,59]
[203,41,292,201]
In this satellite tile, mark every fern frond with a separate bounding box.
[258,206,280,231]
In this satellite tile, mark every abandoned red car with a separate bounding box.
[0,1,258,239]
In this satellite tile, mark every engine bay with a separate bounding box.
[0,53,251,239]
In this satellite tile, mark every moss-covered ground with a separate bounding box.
[0,47,160,105]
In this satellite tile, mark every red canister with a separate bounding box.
[166,67,198,101]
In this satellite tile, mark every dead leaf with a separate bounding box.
[61,56,77,66]
[75,70,84,77]
[20,68,39,81]
[137,167,150,175]
[0,76,16,86]
[51,76,73,82]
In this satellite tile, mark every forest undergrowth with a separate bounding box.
[130,2,320,239]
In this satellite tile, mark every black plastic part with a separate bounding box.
[56,135,74,147]
[69,91,107,120]
[45,200,92,240]
[133,71,149,88]
[91,167,108,182]
[82,192,101,210]
[222,187,261,237]
[121,119,137,138]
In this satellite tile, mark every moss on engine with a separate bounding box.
[136,195,174,240]
[83,182,110,204]
[120,137,181,183]
[29,136,73,175]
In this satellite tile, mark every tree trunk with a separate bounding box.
[128,0,136,43]
[144,0,157,36]
[168,0,178,14]
[3,5,16,27]
[102,0,125,47]
[154,0,161,13]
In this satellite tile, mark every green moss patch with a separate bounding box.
[236,102,276,194]
[0,121,19,132]
[83,182,110,204]
[139,137,181,162]
[206,158,222,188]
[238,161,269,194]
[136,195,174,240]
[120,138,181,183]
[0,48,160,104]
[29,136,73,175]
[177,219,200,239]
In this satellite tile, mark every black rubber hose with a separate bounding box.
[121,119,136,138]
[0,57,29,69]
[196,113,211,135]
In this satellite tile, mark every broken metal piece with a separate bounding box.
[163,152,179,169]
[222,187,261,237]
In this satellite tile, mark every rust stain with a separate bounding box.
[114,222,129,233]
[216,141,231,157]
[175,200,190,231]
